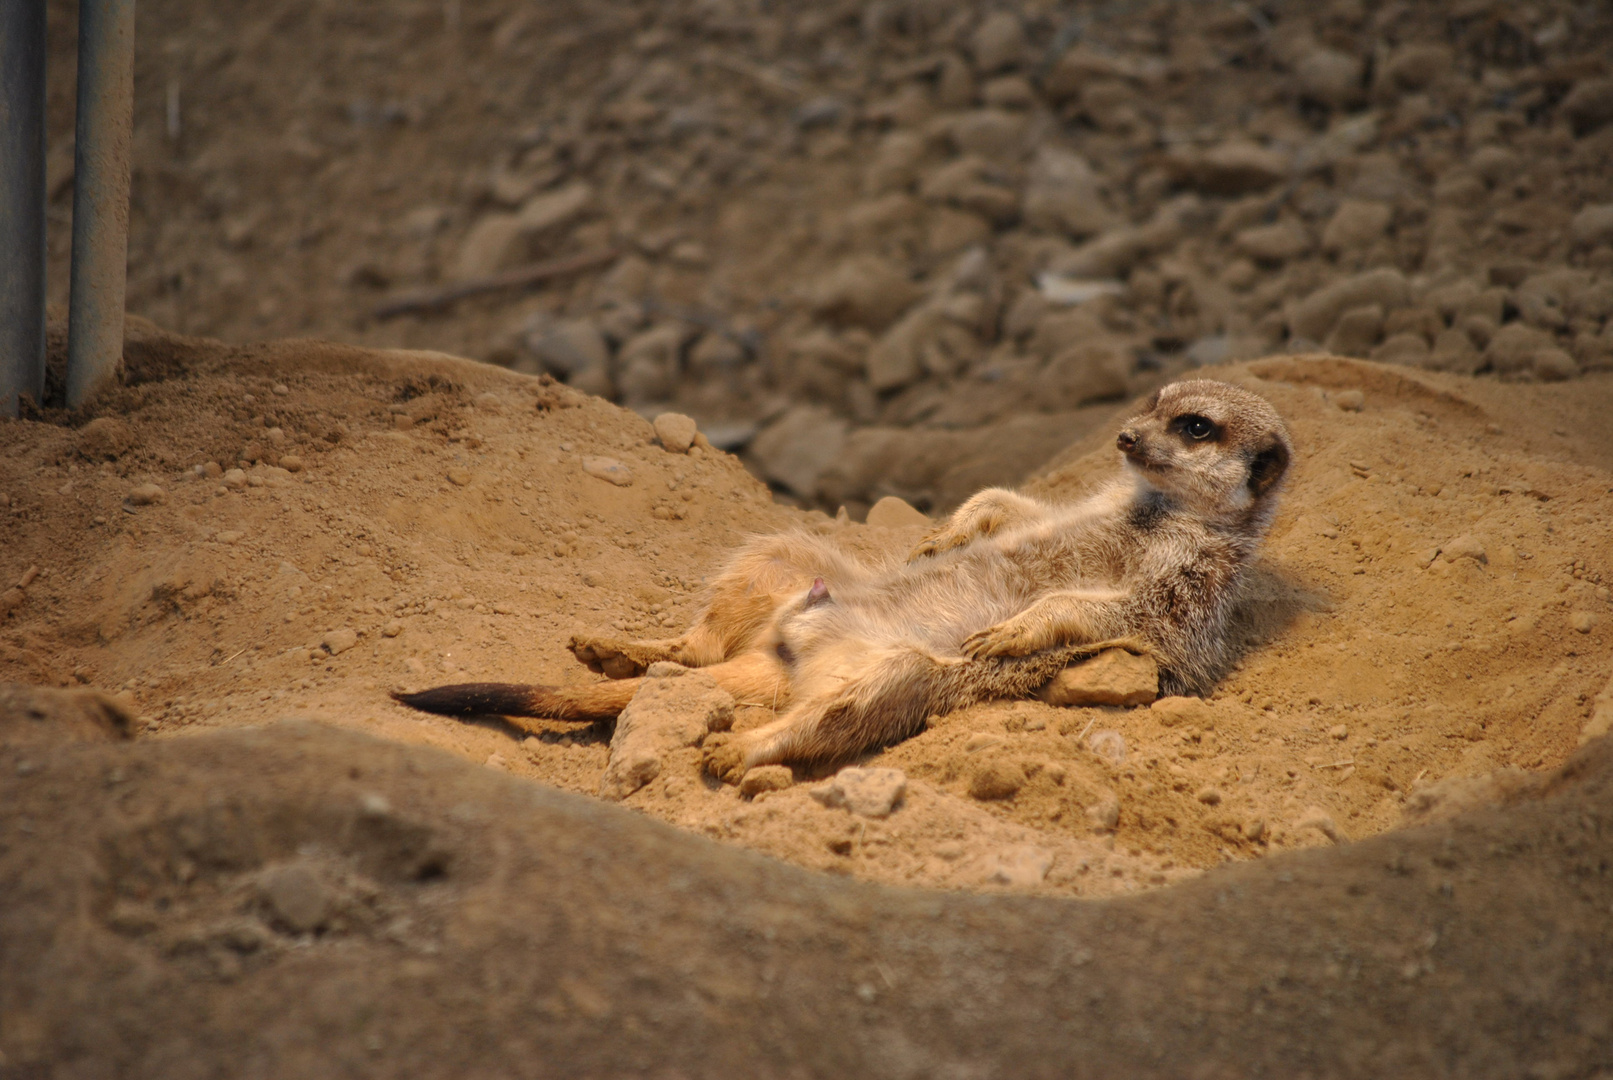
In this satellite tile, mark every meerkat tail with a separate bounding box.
[390,680,639,721]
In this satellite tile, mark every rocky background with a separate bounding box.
[40,0,1613,512]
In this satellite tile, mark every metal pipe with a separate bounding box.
[0,0,48,418]
[66,0,137,410]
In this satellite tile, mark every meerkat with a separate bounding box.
[394,379,1292,782]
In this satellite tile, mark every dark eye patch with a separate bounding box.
[1169,414,1220,441]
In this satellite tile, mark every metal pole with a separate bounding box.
[66,0,136,409]
[0,0,48,418]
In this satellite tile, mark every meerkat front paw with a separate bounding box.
[701,734,750,784]
[908,528,969,562]
[962,618,1043,659]
[567,635,667,678]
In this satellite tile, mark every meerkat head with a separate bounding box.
[1116,380,1292,527]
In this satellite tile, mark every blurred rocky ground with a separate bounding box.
[45,0,1613,513]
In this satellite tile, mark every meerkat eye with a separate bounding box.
[1175,414,1218,441]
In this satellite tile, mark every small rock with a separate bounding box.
[526,316,610,379]
[1324,304,1384,357]
[1085,793,1120,831]
[322,628,359,655]
[1440,535,1486,565]
[446,469,473,487]
[808,256,923,331]
[1333,389,1365,412]
[1569,611,1598,634]
[749,406,848,497]
[1296,807,1347,845]
[217,530,244,545]
[652,412,698,454]
[600,667,734,801]
[1243,818,1266,842]
[258,863,330,933]
[126,483,165,506]
[968,759,1025,800]
[1563,77,1613,137]
[1234,222,1310,263]
[280,455,304,473]
[1165,142,1289,196]
[1533,348,1578,382]
[983,845,1052,887]
[382,620,404,638]
[1195,786,1222,806]
[1294,47,1364,109]
[1330,724,1349,740]
[581,457,633,487]
[1290,268,1410,342]
[1581,676,1613,746]
[1570,204,1613,248]
[221,468,248,491]
[1371,333,1431,366]
[77,417,135,460]
[1037,648,1158,707]
[740,764,794,798]
[808,766,907,818]
[1321,200,1392,255]
[969,11,1024,73]
[484,753,508,771]
[865,496,928,528]
[1484,323,1555,377]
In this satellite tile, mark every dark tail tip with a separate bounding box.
[390,682,544,718]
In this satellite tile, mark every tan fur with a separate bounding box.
[394,380,1293,782]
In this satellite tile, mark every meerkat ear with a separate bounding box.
[804,577,832,608]
[1247,438,1290,496]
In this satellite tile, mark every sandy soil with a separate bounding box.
[2,319,1609,903]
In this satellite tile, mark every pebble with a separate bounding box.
[1085,793,1120,831]
[809,766,908,818]
[446,469,473,487]
[217,530,244,544]
[280,455,303,473]
[1330,724,1349,740]
[652,412,698,454]
[382,620,405,638]
[864,495,929,528]
[222,468,248,491]
[258,863,330,933]
[1296,807,1347,845]
[126,483,165,506]
[322,628,359,655]
[1332,389,1365,412]
[983,845,1053,887]
[1440,535,1486,565]
[582,456,634,487]
[1036,648,1158,707]
[1195,786,1223,806]
[968,759,1025,800]
[1149,696,1213,729]
[740,764,795,798]
[1243,818,1267,842]
[272,383,290,395]
[1569,611,1598,634]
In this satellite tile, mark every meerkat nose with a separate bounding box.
[1116,429,1138,452]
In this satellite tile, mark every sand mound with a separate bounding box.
[2,322,1609,898]
[3,704,1611,1076]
